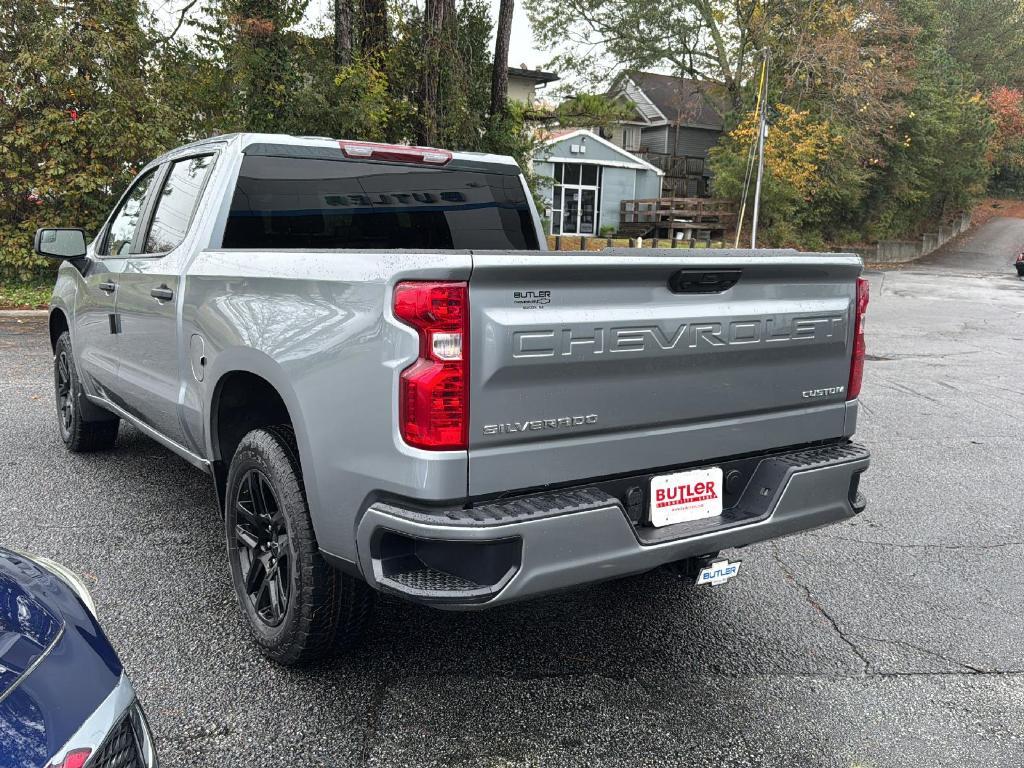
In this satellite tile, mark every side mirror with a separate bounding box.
[34,228,87,260]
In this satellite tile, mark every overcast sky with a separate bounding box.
[502,4,548,70]
[151,1,550,70]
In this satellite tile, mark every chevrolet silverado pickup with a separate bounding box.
[37,133,870,665]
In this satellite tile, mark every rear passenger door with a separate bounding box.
[114,153,216,447]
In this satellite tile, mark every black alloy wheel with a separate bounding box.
[55,348,74,438]
[52,330,119,452]
[233,469,292,628]
[224,425,375,665]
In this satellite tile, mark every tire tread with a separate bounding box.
[55,332,119,453]
[227,425,375,665]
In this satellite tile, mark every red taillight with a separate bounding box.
[847,276,869,400]
[339,140,452,165]
[394,281,468,450]
[49,749,91,768]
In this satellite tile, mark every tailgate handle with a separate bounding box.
[668,269,741,294]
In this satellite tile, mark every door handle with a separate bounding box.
[150,286,174,302]
[98,281,116,293]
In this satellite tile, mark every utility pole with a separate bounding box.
[750,53,769,249]
[733,50,769,249]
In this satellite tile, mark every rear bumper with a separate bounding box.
[354,441,869,609]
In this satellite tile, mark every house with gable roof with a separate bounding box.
[603,71,727,197]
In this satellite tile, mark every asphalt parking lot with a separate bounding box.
[3,221,1024,768]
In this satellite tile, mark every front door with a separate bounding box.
[75,168,158,396]
[115,154,215,447]
[550,163,601,236]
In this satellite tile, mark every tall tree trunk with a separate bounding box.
[490,0,514,116]
[418,0,450,145]
[334,0,352,66]
[361,0,389,59]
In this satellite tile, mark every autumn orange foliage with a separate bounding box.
[987,87,1024,169]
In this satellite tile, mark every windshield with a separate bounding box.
[222,155,539,250]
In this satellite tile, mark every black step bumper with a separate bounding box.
[355,441,870,608]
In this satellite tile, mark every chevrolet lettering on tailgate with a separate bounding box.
[511,315,847,358]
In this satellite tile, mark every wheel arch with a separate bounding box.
[206,353,314,515]
[48,307,69,352]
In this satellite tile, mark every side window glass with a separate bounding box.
[145,155,215,253]
[102,170,155,256]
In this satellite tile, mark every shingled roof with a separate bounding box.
[613,72,726,131]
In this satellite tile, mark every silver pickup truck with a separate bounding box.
[37,133,870,665]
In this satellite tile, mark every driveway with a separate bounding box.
[2,220,1023,767]
[918,215,1024,272]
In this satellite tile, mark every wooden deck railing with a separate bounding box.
[620,197,737,226]
[633,152,708,178]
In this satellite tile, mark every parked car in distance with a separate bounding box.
[38,133,871,666]
[0,547,158,768]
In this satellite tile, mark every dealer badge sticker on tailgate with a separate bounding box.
[649,467,723,527]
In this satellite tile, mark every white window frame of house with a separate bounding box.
[550,162,602,236]
[622,125,642,152]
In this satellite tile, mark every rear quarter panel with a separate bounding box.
[181,249,471,563]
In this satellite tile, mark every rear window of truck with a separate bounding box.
[222,155,539,250]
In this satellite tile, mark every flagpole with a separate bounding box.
[750,53,768,249]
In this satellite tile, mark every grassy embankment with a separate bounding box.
[0,279,50,310]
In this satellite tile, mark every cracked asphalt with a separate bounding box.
[2,218,1024,767]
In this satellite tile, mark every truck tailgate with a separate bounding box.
[467,250,862,496]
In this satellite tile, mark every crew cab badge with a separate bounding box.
[696,559,742,587]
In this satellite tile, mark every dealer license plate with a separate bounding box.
[649,466,723,527]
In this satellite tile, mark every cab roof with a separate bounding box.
[151,133,522,175]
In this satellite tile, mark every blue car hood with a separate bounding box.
[0,549,122,768]
[0,567,64,698]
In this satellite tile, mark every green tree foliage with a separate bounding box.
[172,0,500,152]
[934,0,1024,90]
[864,63,993,238]
[388,0,493,149]
[0,0,175,281]
[711,105,865,248]
[200,0,309,132]
[540,93,634,129]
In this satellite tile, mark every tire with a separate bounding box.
[53,331,119,452]
[225,425,375,665]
